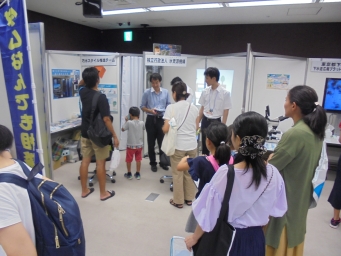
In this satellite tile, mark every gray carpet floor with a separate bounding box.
[52,151,341,256]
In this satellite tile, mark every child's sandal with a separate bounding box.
[170,199,183,209]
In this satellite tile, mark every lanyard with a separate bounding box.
[209,88,219,112]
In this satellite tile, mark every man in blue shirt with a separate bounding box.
[141,73,171,172]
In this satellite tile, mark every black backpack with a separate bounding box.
[87,91,112,148]
[0,160,86,256]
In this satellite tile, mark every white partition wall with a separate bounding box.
[120,55,144,150]
[251,57,307,132]
[162,55,206,103]
[207,56,247,125]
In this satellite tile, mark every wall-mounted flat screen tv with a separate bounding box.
[322,78,341,113]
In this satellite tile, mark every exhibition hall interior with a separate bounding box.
[0,0,341,255]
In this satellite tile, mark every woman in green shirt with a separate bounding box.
[265,85,327,256]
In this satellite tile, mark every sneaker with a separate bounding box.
[134,172,141,180]
[124,172,133,180]
[151,165,157,172]
[330,218,341,228]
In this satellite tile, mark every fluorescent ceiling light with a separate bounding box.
[102,8,147,15]
[321,0,341,2]
[228,0,313,7]
[149,3,224,11]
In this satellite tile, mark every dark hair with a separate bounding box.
[149,73,162,82]
[0,125,13,152]
[288,85,327,140]
[82,67,99,89]
[129,106,140,117]
[170,76,182,85]
[232,111,268,188]
[204,67,220,82]
[226,125,234,150]
[206,122,231,167]
[171,81,190,102]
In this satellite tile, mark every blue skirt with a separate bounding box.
[229,226,265,256]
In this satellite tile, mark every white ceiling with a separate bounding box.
[26,0,341,30]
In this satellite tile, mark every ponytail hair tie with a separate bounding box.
[182,91,186,95]
[315,102,319,106]
[220,141,225,145]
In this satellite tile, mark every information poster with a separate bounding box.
[267,74,290,90]
[52,69,80,99]
[98,84,118,113]
[153,43,182,56]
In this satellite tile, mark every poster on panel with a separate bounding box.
[266,74,290,90]
[51,69,80,99]
[98,84,118,113]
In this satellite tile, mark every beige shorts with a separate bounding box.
[81,137,110,161]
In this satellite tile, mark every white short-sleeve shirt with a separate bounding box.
[0,161,40,255]
[198,84,232,119]
[164,100,199,151]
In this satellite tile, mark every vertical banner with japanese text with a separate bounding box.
[0,0,38,167]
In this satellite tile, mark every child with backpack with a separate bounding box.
[121,107,145,180]
[177,122,232,232]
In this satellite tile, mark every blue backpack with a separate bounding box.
[0,160,85,256]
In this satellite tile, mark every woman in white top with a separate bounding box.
[0,125,37,256]
[163,81,199,209]
[185,111,288,256]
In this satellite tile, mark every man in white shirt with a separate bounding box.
[170,77,194,104]
[196,67,232,155]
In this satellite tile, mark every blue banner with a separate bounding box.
[0,0,38,167]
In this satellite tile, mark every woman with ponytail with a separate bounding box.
[185,112,287,256]
[265,85,327,256]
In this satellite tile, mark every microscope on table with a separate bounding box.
[265,105,288,142]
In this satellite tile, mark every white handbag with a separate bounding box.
[161,103,191,156]
[309,141,328,208]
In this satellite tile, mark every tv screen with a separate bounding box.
[322,78,341,113]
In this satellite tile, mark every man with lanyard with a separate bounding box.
[141,73,172,172]
[196,67,232,155]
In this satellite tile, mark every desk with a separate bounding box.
[325,136,341,148]
[50,118,81,134]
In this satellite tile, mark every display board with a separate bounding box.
[306,58,341,136]
[48,53,82,123]
[251,57,307,133]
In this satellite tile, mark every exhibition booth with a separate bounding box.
[1,21,341,178]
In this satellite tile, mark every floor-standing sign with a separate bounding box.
[0,0,40,167]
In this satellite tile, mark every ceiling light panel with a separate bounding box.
[149,3,224,11]
[228,0,313,7]
[321,0,341,2]
[102,8,147,15]
[160,0,193,3]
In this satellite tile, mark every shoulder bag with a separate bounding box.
[87,91,112,148]
[192,165,236,256]
[161,103,191,156]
